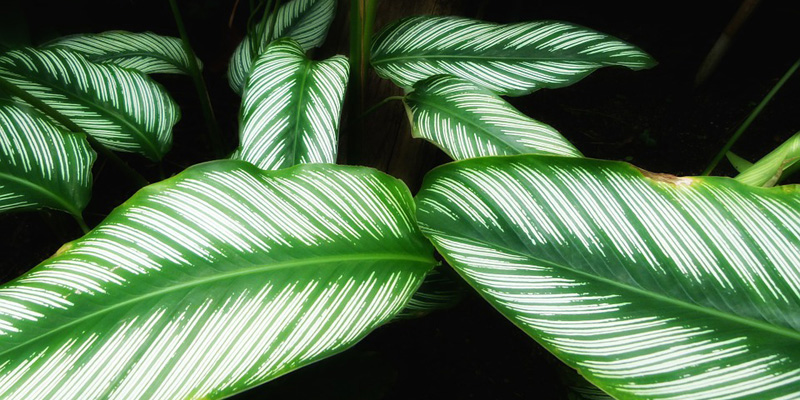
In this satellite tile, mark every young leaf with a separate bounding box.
[404,75,581,159]
[735,131,800,187]
[227,0,337,95]
[371,16,655,96]
[416,155,800,399]
[726,151,753,173]
[0,100,95,218]
[0,160,435,399]
[43,31,199,75]
[0,48,178,160]
[234,38,348,170]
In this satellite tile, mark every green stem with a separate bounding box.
[0,75,149,187]
[266,0,282,44]
[346,0,379,164]
[360,95,404,120]
[73,213,90,234]
[168,0,227,158]
[703,57,800,175]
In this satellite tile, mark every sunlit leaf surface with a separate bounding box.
[372,16,655,96]
[0,160,435,399]
[416,155,800,399]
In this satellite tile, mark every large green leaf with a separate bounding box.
[404,75,581,160]
[0,100,94,219]
[416,155,800,399]
[234,38,348,170]
[44,31,199,75]
[227,0,337,95]
[0,160,435,399]
[0,47,178,160]
[371,16,656,96]
[735,131,800,187]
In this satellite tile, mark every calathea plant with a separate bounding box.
[0,0,798,398]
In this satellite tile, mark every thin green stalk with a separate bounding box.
[73,213,90,234]
[0,75,149,187]
[360,96,404,120]
[168,0,227,158]
[703,57,800,175]
[346,0,379,164]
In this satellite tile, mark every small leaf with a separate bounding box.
[0,47,179,160]
[735,131,800,187]
[0,100,95,216]
[417,155,800,399]
[726,151,753,173]
[234,39,348,170]
[404,75,581,159]
[44,31,199,75]
[0,160,435,399]
[372,16,655,96]
[227,0,337,95]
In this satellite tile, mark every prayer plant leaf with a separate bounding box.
[726,151,753,173]
[0,47,179,160]
[735,131,800,187]
[0,160,435,400]
[44,31,199,75]
[371,16,656,96]
[416,154,800,399]
[0,100,95,217]
[404,75,581,160]
[227,0,337,95]
[395,266,464,319]
[234,38,348,170]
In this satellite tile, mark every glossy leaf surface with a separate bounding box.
[735,131,800,187]
[0,48,178,160]
[227,0,337,95]
[0,100,94,216]
[416,155,800,399]
[371,16,655,96]
[234,39,348,170]
[404,75,581,160]
[0,160,435,399]
[44,31,198,75]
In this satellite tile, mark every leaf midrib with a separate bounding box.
[0,252,435,358]
[372,54,605,66]
[0,171,82,216]
[89,51,189,73]
[288,59,313,165]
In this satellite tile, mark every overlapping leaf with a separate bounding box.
[372,16,655,96]
[0,47,178,160]
[227,0,337,95]
[735,131,800,187]
[404,75,581,159]
[0,160,435,399]
[234,39,348,170]
[0,100,94,217]
[44,31,198,75]
[395,266,463,319]
[416,155,800,399]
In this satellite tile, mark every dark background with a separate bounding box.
[1,0,799,398]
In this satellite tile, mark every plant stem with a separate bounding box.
[703,57,800,175]
[168,0,227,158]
[73,213,90,234]
[0,75,149,187]
[347,0,378,164]
[360,95,404,120]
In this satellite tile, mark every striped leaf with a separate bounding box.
[404,75,581,160]
[227,0,337,95]
[416,155,800,399]
[234,39,348,170]
[395,266,464,319]
[0,100,95,219]
[0,160,435,399]
[735,131,800,187]
[371,16,656,96]
[44,31,199,75]
[0,47,179,160]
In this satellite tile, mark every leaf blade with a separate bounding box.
[735,131,800,187]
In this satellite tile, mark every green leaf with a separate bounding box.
[395,266,464,319]
[557,364,614,400]
[43,31,199,75]
[0,160,435,399]
[0,100,95,218]
[735,131,800,187]
[371,16,656,96]
[416,154,800,399]
[726,151,753,173]
[404,75,581,160]
[227,0,337,95]
[0,47,179,160]
[234,39,348,170]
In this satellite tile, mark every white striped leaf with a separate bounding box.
[44,31,199,75]
[227,0,337,95]
[234,38,348,170]
[371,16,656,96]
[0,100,95,217]
[735,131,800,187]
[0,47,179,160]
[0,160,435,399]
[416,155,800,399]
[404,75,581,160]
